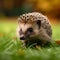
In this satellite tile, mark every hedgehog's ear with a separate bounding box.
[18,17,24,24]
[18,17,21,24]
[18,17,25,24]
[36,20,41,29]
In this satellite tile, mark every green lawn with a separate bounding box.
[0,21,60,60]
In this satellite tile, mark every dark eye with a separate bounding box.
[28,28,33,33]
[37,20,41,29]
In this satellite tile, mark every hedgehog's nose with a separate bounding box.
[20,37,25,40]
[20,35,25,40]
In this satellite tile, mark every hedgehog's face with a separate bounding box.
[17,19,41,41]
[17,13,41,41]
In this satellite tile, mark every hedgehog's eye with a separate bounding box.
[36,20,41,29]
[27,28,33,33]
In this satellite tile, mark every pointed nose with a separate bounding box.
[20,36,25,40]
[20,35,25,40]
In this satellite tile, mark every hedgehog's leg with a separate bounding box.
[35,45,39,49]
[35,45,43,50]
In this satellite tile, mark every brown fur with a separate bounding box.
[16,12,52,47]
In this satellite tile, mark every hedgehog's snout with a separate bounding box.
[20,35,26,40]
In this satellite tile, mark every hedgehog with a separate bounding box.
[16,12,52,47]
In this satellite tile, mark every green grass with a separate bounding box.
[0,22,60,60]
